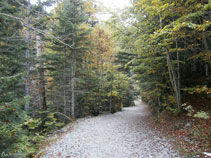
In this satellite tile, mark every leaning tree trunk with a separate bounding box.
[165,17,182,110]
[166,52,181,109]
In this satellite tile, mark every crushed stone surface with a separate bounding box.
[41,102,180,158]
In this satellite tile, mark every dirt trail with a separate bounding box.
[41,101,180,158]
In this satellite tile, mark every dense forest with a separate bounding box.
[0,0,210,157]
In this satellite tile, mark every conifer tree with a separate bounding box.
[48,0,89,118]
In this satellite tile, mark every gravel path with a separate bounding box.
[41,101,180,158]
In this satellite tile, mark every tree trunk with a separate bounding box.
[71,51,76,118]
[96,54,100,112]
[159,13,162,30]
[36,34,47,110]
[36,0,47,110]
[176,40,182,109]
[109,65,113,113]
[39,68,47,110]
[63,62,67,115]
[24,0,31,111]
[109,89,112,113]
[202,37,209,76]
[205,64,209,76]
[100,53,104,112]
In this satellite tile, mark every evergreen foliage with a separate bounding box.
[0,0,135,156]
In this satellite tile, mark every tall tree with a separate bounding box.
[24,0,31,111]
[48,0,90,118]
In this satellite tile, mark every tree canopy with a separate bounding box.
[0,0,210,156]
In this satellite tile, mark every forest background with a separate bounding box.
[0,0,210,157]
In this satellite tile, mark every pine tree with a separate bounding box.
[0,0,29,153]
[47,0,90,118]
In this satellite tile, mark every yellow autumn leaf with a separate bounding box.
[1,42,7,46]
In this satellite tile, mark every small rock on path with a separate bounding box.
[41,101,180,158]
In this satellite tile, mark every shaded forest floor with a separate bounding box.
[150,95,211,157]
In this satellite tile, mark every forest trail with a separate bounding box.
[41,101,180,158]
